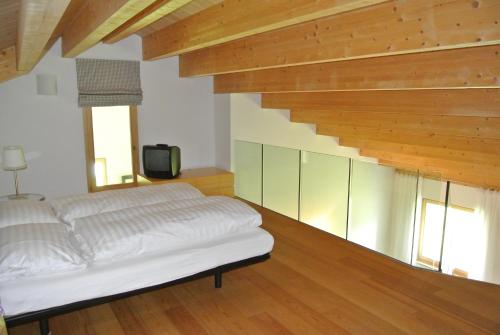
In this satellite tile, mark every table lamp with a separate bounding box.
[2,145,27,199]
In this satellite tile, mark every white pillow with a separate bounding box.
[0,200,60,228]
[50,183,204,225]
[0,222,88,281]
[72,196,262,262]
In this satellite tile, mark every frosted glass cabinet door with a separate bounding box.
[348,161,396,256]
[300,152,349,238]
[263,145,300,220]
[234,141,262,205]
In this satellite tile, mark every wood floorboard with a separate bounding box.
[8,204,500,335]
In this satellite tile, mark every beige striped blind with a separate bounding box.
[75,58,142,107]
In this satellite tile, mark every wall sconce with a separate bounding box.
[36,74,58,95]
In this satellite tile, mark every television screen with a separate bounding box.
[143,144,180,179]
[145,149,170,172]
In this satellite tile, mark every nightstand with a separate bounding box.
[0,193,45,201]
[138,167,234,197]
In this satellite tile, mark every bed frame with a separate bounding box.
[6,253,270,335]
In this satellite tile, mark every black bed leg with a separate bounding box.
[39,318,50,335]
[214,271,222,288]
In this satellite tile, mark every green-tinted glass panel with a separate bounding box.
[234,140,262,205]
[300,151,349,238]
[349,161,417,263]
[442,183,482,281]
[263,145,300,220]
[443,183,500,285]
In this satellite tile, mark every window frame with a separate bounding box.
[82,105,139,193]
[417,198,474,277]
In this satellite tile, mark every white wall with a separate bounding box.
[0,36,215,198]
[214,94,231,170]
[229,93,374,172]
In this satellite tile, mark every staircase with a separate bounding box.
[260,90,500,190]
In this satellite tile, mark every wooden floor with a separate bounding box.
[10,204,500,335]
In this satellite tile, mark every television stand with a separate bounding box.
[137,167,233,197]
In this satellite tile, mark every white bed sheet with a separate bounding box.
[0,228,273,316]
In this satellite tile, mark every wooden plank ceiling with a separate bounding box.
[172,0,500,190]
[0,0,217,82]
[0,0,499,189]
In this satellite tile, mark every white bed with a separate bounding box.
[0,228,273,316]
[0,183,274,321]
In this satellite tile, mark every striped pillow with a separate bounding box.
[0,222,87,281]
[50,183,204,225]
[0,200,59,229]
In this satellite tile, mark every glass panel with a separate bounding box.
[263,145,300,219]
[92,106,133,186]
[349,161,418,263]
[234,140,262,205]
[443,183,500,284]
[412,177,447,270]
[300,151,349,238]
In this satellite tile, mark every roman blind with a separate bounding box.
[75,58,142,107]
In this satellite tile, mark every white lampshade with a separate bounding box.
[2,146,27,171]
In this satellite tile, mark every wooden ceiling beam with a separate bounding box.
[62,0,156,58]
[181,0,500,76]
[361,149,500,189]
[377,159,499,190]
[214,45,500,93]
[16,0,71,72]
[261,89,500,117]
[103,0,193,44]
[340,137,500,166]
[142,0,388,60]
[290,110,500,139]
[0,46,24,83]
[315,123,500,156]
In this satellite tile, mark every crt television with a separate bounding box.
[142,144,181,179]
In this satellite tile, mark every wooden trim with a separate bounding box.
[16,0,71,71]
[180,0,500,77]
[452,268,469,278]
[62,0,156,57]
[129,105,139,185]
[142,0,387,60]
[82,106,139,193]
[261,89,500,117]
[214,45,500,93]
[82,107,96,192]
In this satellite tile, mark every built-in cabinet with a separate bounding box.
[234,140,500,286]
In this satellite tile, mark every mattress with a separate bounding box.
[0,228,273,316]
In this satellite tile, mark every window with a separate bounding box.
[83,106,139,192]
[417,198,475,277]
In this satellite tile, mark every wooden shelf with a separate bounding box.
[137,167,234,197]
